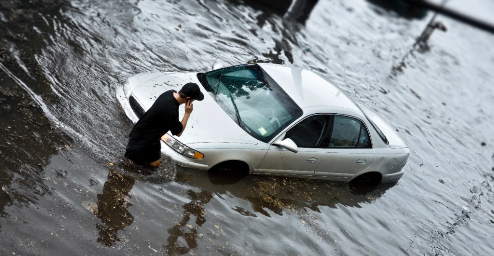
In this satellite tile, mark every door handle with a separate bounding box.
[356,159,366,165]
[307,157,317,163]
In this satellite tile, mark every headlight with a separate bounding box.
[161,134,204,159]
[123,80,131,98]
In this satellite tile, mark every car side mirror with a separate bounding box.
[212,61,224,70]
[273,138,298,153]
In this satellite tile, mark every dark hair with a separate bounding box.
[178,91,187,99]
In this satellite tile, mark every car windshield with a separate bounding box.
[198,64,303,142]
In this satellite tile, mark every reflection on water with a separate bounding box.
[391,8,449,77]
[179,166,394,215]
[163,190,212,255]
[96,170,135,246]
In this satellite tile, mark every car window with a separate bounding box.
[199,64,303,143]
[285,115,327,148]
[204,66,262,97]
[329,116,371,148]
[223,69,257,79]
[357,124,371,148]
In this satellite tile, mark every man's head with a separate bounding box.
[179,83,204,101]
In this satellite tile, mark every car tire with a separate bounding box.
[208,161,249,184]
[348,172,382,195]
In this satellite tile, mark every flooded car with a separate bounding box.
[116,63,409,183]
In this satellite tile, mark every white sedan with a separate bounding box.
[116,63,409,183]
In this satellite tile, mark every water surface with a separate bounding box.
[1,0,494,255]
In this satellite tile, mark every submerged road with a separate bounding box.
[0,0,494,255]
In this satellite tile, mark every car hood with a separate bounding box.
[128,72,259,145]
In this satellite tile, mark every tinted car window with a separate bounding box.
[329,116,370,148]
[357,125,371,148]
[285,116,327,148]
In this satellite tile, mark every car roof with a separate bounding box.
[258,63,362,114]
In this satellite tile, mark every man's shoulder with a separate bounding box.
[156,90,176,101]
[159,89,176,97]
[154,90,179,110]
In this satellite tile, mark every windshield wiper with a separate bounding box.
[214,72,223,96]
[228,92,242,125]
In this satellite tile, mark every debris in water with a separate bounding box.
[82,201,99,215]
[148,245,158,252]
[89,178,98,186]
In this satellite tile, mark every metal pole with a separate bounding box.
[416,0,448,43]
[406,0,494,34]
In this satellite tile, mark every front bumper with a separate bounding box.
[160,141,210,170]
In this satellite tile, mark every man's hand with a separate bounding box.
[185,99,194,114]
[177,99,193,137]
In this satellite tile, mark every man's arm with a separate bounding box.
[176,100,193,137]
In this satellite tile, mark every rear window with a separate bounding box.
[367,118,388,145]
[329,116,371,148]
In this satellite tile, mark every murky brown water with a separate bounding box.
[1,0,494,255]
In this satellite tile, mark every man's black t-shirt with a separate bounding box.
[126,90,183,155]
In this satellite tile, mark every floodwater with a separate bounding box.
[1,0,494,255]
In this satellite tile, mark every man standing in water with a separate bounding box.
[125,83,204,168]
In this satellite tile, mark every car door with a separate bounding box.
[314,115,375,181]
[256,115,328,177]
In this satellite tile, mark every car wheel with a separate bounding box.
[348,172,382,195]
[208,161,249,184]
